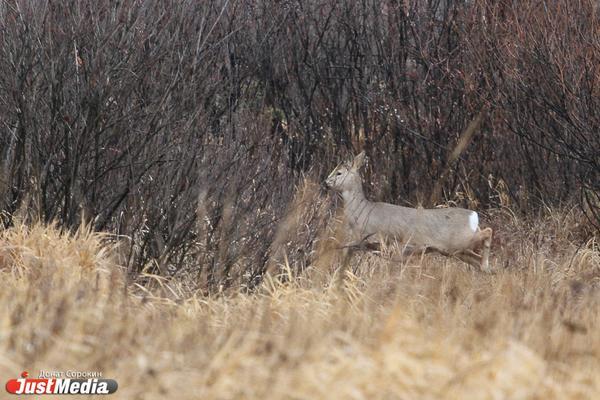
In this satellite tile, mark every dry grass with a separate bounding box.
[0,207,599,399]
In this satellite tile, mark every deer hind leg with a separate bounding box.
[455,251,482,270]
[421,247,477,270]
[392,244,430,264]
[473,227,493,273]
[479,228,493,272]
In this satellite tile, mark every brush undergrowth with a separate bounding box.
[0,208,598,399]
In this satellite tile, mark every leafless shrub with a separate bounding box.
[0,0,597,291]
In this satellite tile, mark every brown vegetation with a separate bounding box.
[0,0,598,290]
[0,1,599,397]
[0,202,598,398]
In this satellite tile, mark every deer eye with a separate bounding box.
[337,171,342,175]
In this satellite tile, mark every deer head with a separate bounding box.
[325,152,366,193]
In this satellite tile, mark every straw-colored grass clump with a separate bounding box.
[0,209,598,399]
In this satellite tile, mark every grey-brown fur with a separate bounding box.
[326,152,493,272]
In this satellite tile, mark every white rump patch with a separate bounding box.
[469,212,479,232]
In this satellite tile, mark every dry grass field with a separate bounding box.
[2,2,599,399]
[1,201,599,399]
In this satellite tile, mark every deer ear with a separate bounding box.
[352,151,366,170]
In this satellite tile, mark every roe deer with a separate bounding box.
[325,152,493,272]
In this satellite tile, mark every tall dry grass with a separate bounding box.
[0,204,598,399]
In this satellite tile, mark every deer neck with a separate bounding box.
[341,184,367,213]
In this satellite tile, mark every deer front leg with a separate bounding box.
[336,224,359,286]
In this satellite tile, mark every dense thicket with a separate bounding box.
[0,0,598,290]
